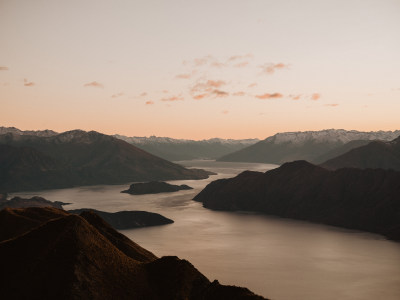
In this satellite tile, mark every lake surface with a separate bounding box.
[12,160,400,300]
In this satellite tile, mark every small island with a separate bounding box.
[68,208,174,229]
[0,195,70,210]
[121,181,193,195]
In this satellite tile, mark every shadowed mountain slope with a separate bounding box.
[0,130,210,192]
[321,136,400,171]
[0,207,267,299]
[194,161,400,241]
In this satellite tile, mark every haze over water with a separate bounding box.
[13,160,400,300]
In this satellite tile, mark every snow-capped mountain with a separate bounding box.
[218,129,400,164]
[0,126,58,137]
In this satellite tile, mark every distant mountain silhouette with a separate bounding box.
[0,195,69,210]
[122,181,193,195]
[194,161,400,241]
[0,207,267,299]
[218,129,400,164]
[0,130,210,192]
[115,134,259,161]
[321,136,400,171]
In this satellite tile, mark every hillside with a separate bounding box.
[0,207,267,299]
[0,130,210,192]
[321,136,400,171]
[194,161,400,241]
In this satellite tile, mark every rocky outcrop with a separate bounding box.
[194,161,400,241]
[0,207,267,299]
[122,181,193,195]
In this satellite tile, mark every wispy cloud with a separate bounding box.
[111,92,124,98]
[325,103,339,107]
[289,94,302,100]
[255,93,283,99]
[212,89,229,97]
[0,66,9,71]
[228,54,253,61]
[23,79,35,87]
[233,62,249,68]
[84,81,103,88]
[311,93,321,100]
[140,92,148,97]
[248,83,257,88]
[260,63,289,74]
[221,110,229,114]
[233,91,246,96]
[191,80,227,93]
[161,95,184,102]
[145,101,154,105]
[193,94,208,100]
[162,90,169,94]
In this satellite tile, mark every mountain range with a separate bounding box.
[114,134,259,161]
[0,207,267,299]
[194,160,400,241]
[218,129,400,164]
[0,130,210,192]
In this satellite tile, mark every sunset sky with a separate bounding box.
[1,0,399,139]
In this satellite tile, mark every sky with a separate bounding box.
[1,0,399,139]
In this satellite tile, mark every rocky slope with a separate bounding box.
[218,129,400,164]
[321,136,400,171]
[0,130,210,192]
[115,134,259,161]
[0,207,267,299]
[122,181,193,195]
[194,161,400,241]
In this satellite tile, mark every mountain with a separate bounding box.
[0,195,69,210]
[217,129,400,164]
[194,161,400,241]
[0,130,210,192]
[321,136,400,171]
[0,126,58,137]
[0,207,267,299]
[121,181,193,195]
[115,134,259,161]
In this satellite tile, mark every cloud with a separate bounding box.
[233,91,246,96]
[260,63,289,74]
[84,81,103,88]
[221,110,229,114]
[248,83,257,88]
[162,90,169,94]
[228,54,253,61]
[233,62,249,68]
[193,94,208,100]
[145,101,154,105]
[140,92,148,97]
[191,79,227,93]
[311,93,321,100]
[161,95,184,102]
[23,79,35,87]
[255,93,283,99]
[212,89,229,97]
[289,94,302,100]
[175,73,192,79]
[325,103,339,107]
[0,66,9,71]
[111,92,124,98]
[211,62,226,68]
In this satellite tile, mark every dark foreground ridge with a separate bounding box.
[122,181,193,195]
[69,208,174,229]
[194,160,400,241]
[0,207,267,300]
[0,130,210,192]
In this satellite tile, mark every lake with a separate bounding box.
[12,160,400,300]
